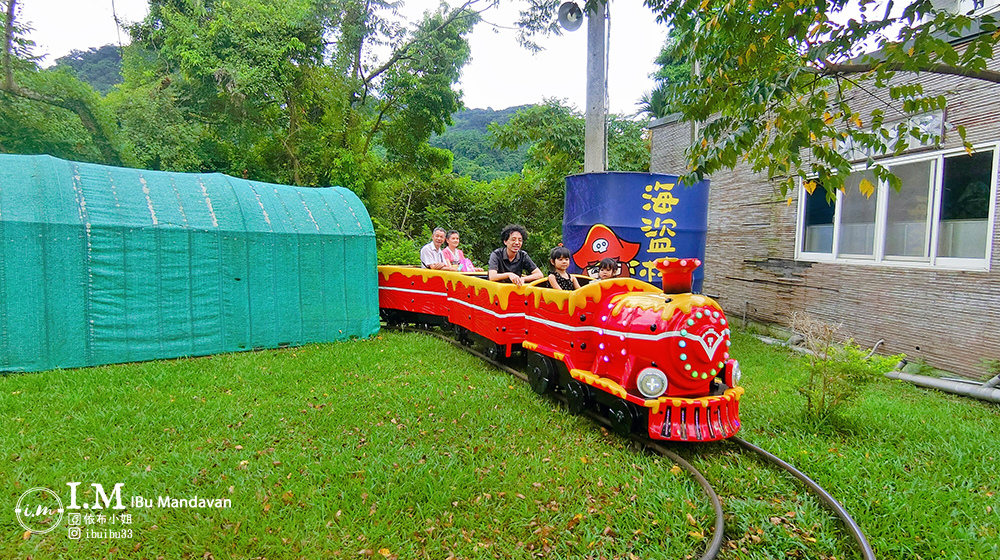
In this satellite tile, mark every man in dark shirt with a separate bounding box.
[487,224,543,287]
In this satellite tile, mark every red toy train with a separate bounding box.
[377,258,743,442]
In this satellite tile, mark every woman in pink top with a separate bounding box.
[442,230,483,272]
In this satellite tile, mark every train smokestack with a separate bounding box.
[656,258,702,294]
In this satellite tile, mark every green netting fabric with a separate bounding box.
[0,154,379,372]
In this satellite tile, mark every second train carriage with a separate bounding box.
[377,260,744,442]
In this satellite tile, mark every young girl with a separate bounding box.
[597,257,617,280]
[548,246,581,290]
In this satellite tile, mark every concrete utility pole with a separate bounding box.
[584,0,607,173]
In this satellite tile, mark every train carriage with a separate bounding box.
[377,259,744,442]
[378,268,527,358]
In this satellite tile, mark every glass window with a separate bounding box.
[801,187,834,254]
[839,171,878,257]
[797,146,996,270]
[937,151,993,259]
[884,160,934,259]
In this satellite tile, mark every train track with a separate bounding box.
[386,323,876,560]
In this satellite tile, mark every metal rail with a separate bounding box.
[730,437,876,560]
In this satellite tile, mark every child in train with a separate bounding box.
[548,246,581,290]
[597,257,617,280]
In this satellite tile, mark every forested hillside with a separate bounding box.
[54,45,123,94]
[430,106,529,181]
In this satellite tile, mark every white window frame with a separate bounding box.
[795,142,998,271]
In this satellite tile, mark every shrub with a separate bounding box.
[374,217,420,265]
[792,313,904,423]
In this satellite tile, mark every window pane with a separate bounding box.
[884,160,933,258]
[801,187,834,253]
[937,151,993,259]
[838,171,878,256]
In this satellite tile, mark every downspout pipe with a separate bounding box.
[885,371,1000,403]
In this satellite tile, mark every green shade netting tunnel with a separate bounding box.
[0,154,379,372]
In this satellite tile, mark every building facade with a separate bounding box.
[649,49,1000,378]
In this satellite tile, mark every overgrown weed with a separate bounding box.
[791,313,903,425]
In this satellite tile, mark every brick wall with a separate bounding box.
[649,54,1000,378]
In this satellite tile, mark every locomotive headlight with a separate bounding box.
[724,359,742,387]
[637,367,668,398]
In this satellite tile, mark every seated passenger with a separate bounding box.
[420,227,449,270]
[548,246,581,290]
[597,257,617,280]
[442,230,483,272]
[487,224,543,287]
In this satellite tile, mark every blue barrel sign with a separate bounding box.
[562,172,710,293]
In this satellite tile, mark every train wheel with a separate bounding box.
[608,401,636,437]
[527,352,555,395]
[380,309,400,327]
[565,380,591,413]
[484,342,504,362]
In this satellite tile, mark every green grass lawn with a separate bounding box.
[2,330,998,559]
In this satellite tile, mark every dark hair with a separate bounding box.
[501,224,527,243]
[549,246,572,275]
[598,257,617,271]
[549,246,571,262]
[446,230,459,240]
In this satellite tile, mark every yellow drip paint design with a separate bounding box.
[570,369,598,383]
[644,386,745,414]
[529,278,661,315]
[569,369,626,399]
[609,292,722,321]
[379,265,452,284]
[522,341,538,351]
[378,266,520,310]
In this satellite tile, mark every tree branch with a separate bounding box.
[817,62,1000,84]
[1,0,122,164]
[836,72,911,121]
[363,94,395,156]
[0,86,123,165]
[282,88,301,185]
[361,0,480,88]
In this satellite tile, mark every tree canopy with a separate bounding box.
[641,0,1000,198]
[109,0,481,193]
[2,0,125,164]
[491,98,650,184]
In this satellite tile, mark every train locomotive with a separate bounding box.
[377,258,743,442]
